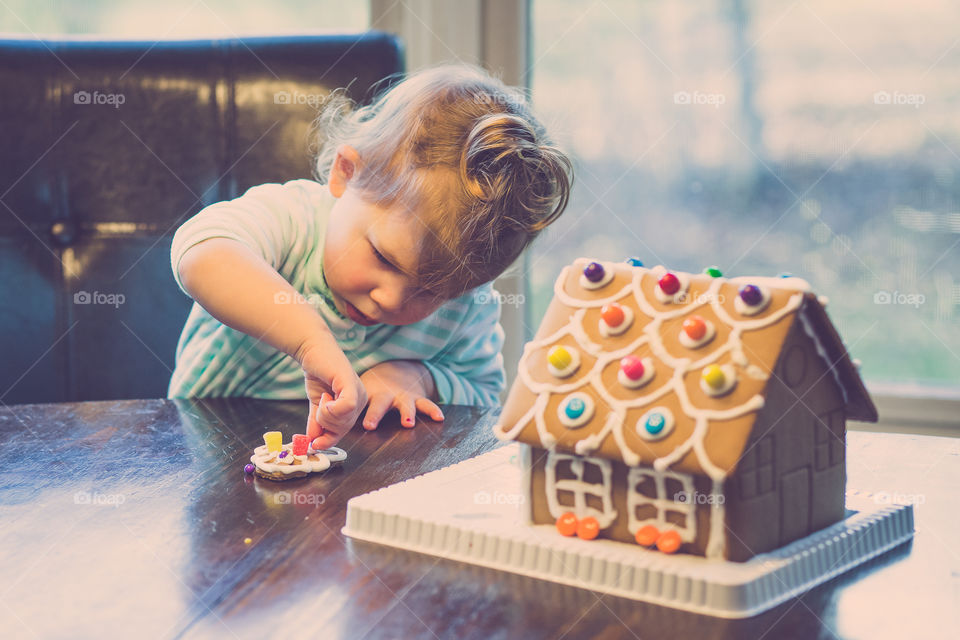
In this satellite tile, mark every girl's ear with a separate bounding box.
[328,145,361,198]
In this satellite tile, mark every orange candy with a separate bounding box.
[576,516,600,540]
[556,512,578,537]
[601,303,625,328]
[682,315,707,341]
[634,524,660,547]
[656,530,682,554]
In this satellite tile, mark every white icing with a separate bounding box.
[636,407,675,441]
[558,392,595,428]
[678,318,716,349]
[544,451,617,529]
[599,304,634,337]
[579,261,615,290]
[546,345,580,378]
[797,304,850,406]
[700,364,737,397]
[617,357,655,389]
[251,444,347,476]
[733,285,771,316]
[625,467,697,543]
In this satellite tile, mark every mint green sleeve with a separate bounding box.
[421,285,506,407]
[169,180,319,296]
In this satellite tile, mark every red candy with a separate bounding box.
[292,434,310,455]
[556,512,578,536]
[658,272,680,295]
[656,530,682,554]
[682,315,707,341]
[620,355,645,381]
[635,524,660,547]
[601,303,625,328]
[577,516,600,540]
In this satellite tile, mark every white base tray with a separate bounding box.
[342,444,914,618]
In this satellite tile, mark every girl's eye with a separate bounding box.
[372,246,393,268]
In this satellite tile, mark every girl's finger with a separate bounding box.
[362,393,394,431]
[414,397,445,422]
[397,396,417,428]
[315,392,332,423]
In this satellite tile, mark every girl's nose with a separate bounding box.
[370,286,405,314]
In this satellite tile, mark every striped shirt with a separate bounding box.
[167,179,505,406]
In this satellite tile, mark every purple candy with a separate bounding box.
[244,463,255,474]
[583,262,605,283]
[740,284,763,306]
[278,451,288,459]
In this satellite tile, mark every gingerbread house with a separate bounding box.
[493,258,877,561]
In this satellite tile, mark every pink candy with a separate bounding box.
[292,434,310,455]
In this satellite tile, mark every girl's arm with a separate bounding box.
[177,237,366,439]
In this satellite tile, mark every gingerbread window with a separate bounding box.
[544,452,617,529]
[625,467,697,542]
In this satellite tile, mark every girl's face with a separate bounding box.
[323,186,445,326]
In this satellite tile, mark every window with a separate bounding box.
[626,467,696,542]
[530,0,960,392]
[0,1,367,36]
[544,452,617,528]
[815,409,844,470]
[739,435,775,499]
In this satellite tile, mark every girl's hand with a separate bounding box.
[298,340,367,449]
[360,360,444,431]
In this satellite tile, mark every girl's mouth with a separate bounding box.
[344,301,377,326]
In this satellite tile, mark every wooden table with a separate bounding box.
[1,398,957,639]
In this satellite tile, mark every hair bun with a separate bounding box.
[460,113,571,234]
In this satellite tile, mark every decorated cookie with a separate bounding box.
[249,432,347,481]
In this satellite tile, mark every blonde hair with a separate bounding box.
[313,64,573,298]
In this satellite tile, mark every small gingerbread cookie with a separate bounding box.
[248,431,347,481]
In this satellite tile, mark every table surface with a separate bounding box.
[1,397,957,640]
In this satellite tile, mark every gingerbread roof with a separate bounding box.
[493,258,876,482]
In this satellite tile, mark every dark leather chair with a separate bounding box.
[0,34,403,404]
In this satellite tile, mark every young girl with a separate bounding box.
[168,65,573,449]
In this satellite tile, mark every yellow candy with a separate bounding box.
[263,431,283,452]
[702,365,726,390]
[548,345,572,370]
[244,537,252,545]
